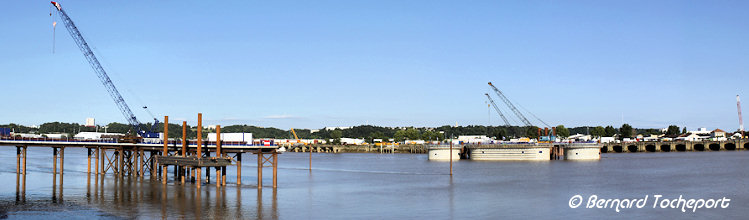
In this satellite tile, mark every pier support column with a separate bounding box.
[60,147,65,176]
[95,147,100,175]
[222,166,227,186]
[257,149,263,189]
[100,148,106,175]
[53,148,58,175]
[16,146,21,174]
[118,148,124,177]
[237,153,242,185]
[273,150,278,188]
[87,148,92,174]
[22,146,27,176]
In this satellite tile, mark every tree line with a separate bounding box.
[2,122,692,142]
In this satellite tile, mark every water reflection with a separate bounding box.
[11,171,278,219]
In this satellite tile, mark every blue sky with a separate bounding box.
[1,1,747,131]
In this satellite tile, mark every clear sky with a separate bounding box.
[2,1,747,131]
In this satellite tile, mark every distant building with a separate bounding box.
[711,129,727,141]
[457,135,492,144]
[688,127,710,135]
[74,132,125,140]
[85,118,95,127]
[340,138,365,145]
[207,132,252,143]
[599,137,616,143]
[325,126,352,131]
[567,134,592,142]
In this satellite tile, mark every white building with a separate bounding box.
[710,129,727,141]
[599,137,616,143]
[567,134,592,142]
[74,132,125,140]
[688,127,711,135]
[404,140,426,145]
[340,138,365,145]
[457,135,492,144]
[207,132,252,143]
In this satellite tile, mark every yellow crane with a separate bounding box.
[290,128,303,145]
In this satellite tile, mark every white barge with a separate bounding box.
[427,145,461,161]
[562,143,602,160]
[467,144,552,161]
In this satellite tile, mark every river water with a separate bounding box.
[0,147,746,219]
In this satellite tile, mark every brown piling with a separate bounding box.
[182,121,187,156]
[95,147,100,175]
[60,147,64,176]
[87,148,92,174]
[196,113,203,188]
[272,150,278,188]
[163,116,169,184]
[53,148,58,175]
[222,166,226,186]
[22,146,27,176]
[257,149,263,188]
[237,153,242,185]
[16,147,20,174]
[216,125,221,157]
[118,148,124,177]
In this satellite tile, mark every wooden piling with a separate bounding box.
[273,150,278,188]
[197,113,202,157]
[22,146,27,176]
[16,147,20,174]
[118,148,123,177]
[222,166,226,186]
[182,121,187,157]
[87,148,92,174]
[53,148,58,175]
[163,116,169,184]
[237,153,242,185]
[95,147,100,175]
[257,149,263,188]
[216,125,221,157]
[60,147,64,176]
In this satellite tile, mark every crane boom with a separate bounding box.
[738,95,744,137]
[51,1,158,138]
[488,82,533,127]
[484,93,510,126]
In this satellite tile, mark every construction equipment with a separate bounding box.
[290,128,304,146]
[488,82,533,126]
[738,95,744,138]
[50,2,160,140]
[484,93,510,126]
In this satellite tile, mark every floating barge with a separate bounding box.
[428,142,603,161]
[467,143,552,161]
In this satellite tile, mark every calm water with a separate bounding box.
[0,147,746,219]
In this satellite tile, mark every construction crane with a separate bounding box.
[50,1,159,139]
[487,82,533,127]
[484,93,510,126]
[290,128,303,145]
[738,95,744,138]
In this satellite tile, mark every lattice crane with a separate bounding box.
[484,93,510,126]
[51,1,159,138]
[487,82,533,127]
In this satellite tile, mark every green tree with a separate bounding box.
[525,126,540,139]
[620,124,633,139]
[682,127,687,134]
[590,126,605,137]
[555,125,570,138]
[604,126,617,137]
[394,130,407,142]
[330,130,342,145]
